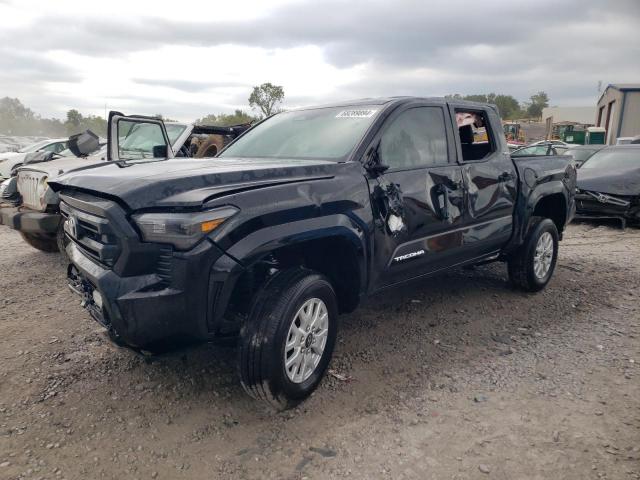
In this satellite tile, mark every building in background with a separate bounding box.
[542,107,595,142]
[596,84,640,145]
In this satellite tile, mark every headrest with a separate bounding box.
[459,125,474,144]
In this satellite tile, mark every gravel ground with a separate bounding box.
[1,222,639,480]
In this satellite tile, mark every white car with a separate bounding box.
[0,119,250,253]
[0,138,69,180]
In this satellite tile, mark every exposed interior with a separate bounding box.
[456,110,495,161]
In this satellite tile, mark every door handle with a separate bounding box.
[498,172,514,182]
[435,184,450,220]
[448,179,463,190]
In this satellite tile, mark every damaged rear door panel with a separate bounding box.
[366,101,466,289]
[448,103,518,258]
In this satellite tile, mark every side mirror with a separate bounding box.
[152,144,168,158]
[364,143,389,177]
[68,130,100,157]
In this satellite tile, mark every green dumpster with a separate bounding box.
[586,127,606,145]
[563,130,586,144]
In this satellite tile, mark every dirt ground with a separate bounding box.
[1,222,639,480]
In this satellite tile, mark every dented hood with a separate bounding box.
[17,155,106,179]
[577,166,640,196]
[49,157,339,209]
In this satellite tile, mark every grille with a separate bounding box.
[60,201,120,267]
[156,245,173,286]
[17,170,46,210]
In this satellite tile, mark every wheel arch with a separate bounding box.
[208,215,368,333]
[531,191,567,235]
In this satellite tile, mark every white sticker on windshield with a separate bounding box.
[336,109,378,118]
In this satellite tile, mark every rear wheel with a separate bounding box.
[238,268,338,410]
[508,217,559,292]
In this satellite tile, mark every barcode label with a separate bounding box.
[336,109,378,118]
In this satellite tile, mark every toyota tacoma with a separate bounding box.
[50,97,576,409]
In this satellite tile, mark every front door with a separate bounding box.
[107,111,174,162]
[367,103,466,290]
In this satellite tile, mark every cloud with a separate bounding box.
[0,0,639,119]
[132,78,250,92]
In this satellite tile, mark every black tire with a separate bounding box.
[20,232,58,253]
[238,267,338,410]
[508,217,559,292]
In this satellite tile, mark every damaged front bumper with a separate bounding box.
[575,190,640,227]
[65,234,240,349]
[0,205,61,233]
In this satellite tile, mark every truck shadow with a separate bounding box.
[110,256,609,419]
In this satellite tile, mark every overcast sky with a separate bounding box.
[1,0,639,121]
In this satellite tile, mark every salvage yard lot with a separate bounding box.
[1,223,639,480]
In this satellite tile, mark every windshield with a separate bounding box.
[581,148,640,169]
[18,139,52,153]
[220,106,380,161]
[564,148,598,162]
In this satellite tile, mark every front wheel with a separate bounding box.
[508,217,559,292]
[238,268,338,410]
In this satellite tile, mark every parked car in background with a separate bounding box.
[512,142,560,157]
[575,145,640,228]
[563,144,606,167]
[527,140,573,155]
[0,138,69,180]
[0,119,250,253]
[616,135,640,145]
[52,98,575,409]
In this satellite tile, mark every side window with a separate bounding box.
[455,110,496,161]
[118,120,168,160]
[41,143,59,153]
[379,107,448,169]
[54,142,67,153]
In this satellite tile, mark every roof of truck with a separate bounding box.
[293,96,494,110]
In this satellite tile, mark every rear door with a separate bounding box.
[107,111,174,161]
[448,104,518,257]
[368,101,467,290]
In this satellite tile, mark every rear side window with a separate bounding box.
[455,109,496,161]
[379,107,448,169]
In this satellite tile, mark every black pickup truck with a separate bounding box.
[50,97,576,409]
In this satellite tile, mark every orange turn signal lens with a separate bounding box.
[200,218,226,233]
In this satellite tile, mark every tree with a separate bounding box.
[248,83,284,118]
[65,109,83,135]
[526,91,549,119]
[492,94,521,120]
[198,109,256,126]
[64,109,107,137]
[0,97,36,135]
[464,94,489,103]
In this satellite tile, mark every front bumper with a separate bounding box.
[575,192,640,224]
[65,233,241,349]
[0,205,61,233]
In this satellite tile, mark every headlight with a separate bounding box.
[132,206,238,250]
[0,158,8,164]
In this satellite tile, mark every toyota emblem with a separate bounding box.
[66,215,78,238]
[596,194,607,203]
